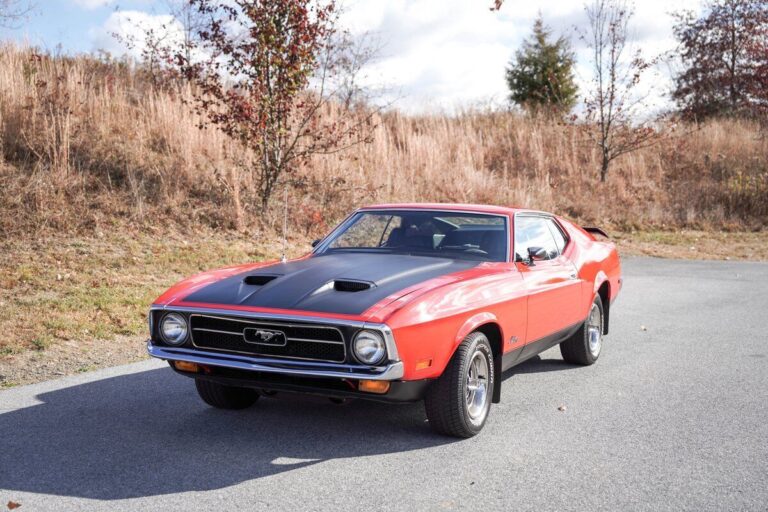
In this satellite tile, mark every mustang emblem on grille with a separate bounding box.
[243,328,287,346]
[254,330,278,342]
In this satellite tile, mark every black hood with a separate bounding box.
[180,253,479,316]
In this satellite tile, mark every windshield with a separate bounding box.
[317,210,509,262]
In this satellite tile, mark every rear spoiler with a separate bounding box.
[583,226,609,238]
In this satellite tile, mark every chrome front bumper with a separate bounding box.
[147,341,405,381]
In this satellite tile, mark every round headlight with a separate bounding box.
[160,313,188,345]
[353,330,386,365]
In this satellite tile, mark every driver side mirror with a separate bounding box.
[311,239,321,248]
[526,246,548,265]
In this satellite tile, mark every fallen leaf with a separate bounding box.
[7,501,21,510]
[558,405,567,412]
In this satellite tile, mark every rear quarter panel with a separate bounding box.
[559,218,622,318]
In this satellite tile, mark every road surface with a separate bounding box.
[1,257,767,511]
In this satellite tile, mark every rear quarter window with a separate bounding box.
[547,219,568,253]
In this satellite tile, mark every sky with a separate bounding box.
[5,0,706,113]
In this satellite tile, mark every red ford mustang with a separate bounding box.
[147,204,622,437]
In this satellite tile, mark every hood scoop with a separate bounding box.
[333,279,375,292]
[243,274,280,286]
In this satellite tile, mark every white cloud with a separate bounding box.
[339,0,704,113]
[88,0,705,113]
[73,0,117,9]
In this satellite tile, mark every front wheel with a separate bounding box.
[560,295,604,365]
[195,378,259,409]
[425,332,495,438]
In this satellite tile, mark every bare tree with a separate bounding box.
[112,2,206,86]
[325,30,385,109]
[582,0,660,182]
[164,0,207,71]
[0,0,34,29]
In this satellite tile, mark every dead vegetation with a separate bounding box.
[0,44,765,241]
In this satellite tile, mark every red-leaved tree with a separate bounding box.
[177,0,374,209]
[749,15,768,119]
[672,0,768,121]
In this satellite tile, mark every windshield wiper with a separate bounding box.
[325,247,394,253]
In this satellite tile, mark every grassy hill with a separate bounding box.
[1,44,766,385]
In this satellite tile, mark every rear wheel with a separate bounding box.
[560,295,604,365]
[194,379,259,409]
[425,332,494,438]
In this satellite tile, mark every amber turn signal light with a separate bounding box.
[173,361,199,373]
[415,359,432,370]
[358,380,390,394]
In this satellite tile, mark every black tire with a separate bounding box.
[194,378,259,409]
[560,294,604,365]
[425,332,495,438]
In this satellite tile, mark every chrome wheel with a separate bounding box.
[465,349,490,424]
[587,303,603,357]
[425,332,494,438]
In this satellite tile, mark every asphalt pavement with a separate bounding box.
[1,257,767,511]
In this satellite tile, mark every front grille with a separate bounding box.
[189,315,346,363]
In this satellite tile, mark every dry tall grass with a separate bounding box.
[1,44,766,241]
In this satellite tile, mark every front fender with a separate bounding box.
[454,312,500,346]
[454,311,505,404]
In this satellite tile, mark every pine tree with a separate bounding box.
[506,16,578,112]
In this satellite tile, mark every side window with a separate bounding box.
[514,216,559,261]
[546,219,568,254]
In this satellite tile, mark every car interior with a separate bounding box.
[381,213,508,261]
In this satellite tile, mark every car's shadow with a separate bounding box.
[0,356,579,500]
[0,367,447,500]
